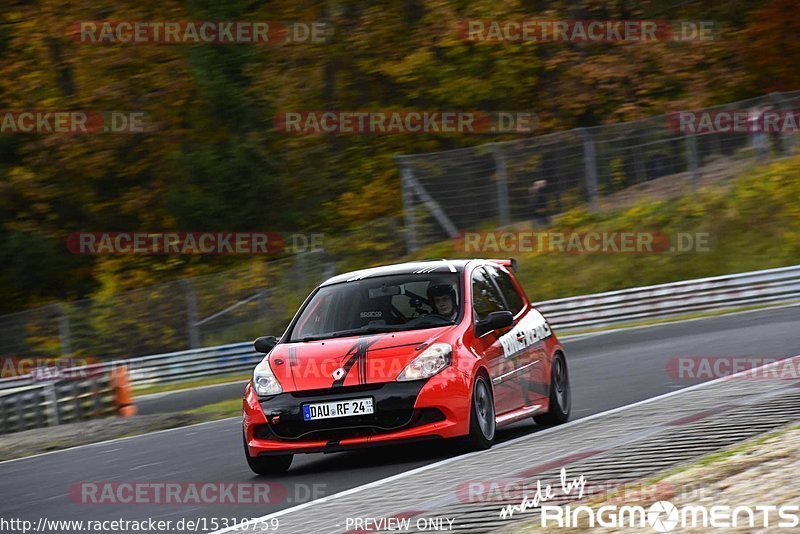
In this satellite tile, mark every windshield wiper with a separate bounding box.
[403,321,455,330]
[298,325,400,342]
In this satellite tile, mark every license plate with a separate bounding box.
[302,397,374,421]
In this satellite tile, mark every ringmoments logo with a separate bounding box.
[540,502,800,531]
[499,468,800,531]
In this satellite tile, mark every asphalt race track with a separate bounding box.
[137,380,249,415]
[1,306,798,533]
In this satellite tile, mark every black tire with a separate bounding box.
[534,352,571,426]
[243,434,293,475]
[462,374,496,451]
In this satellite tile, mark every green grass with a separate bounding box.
[134,373,250,396]
[693,423,799,467]
[644,423,800,482]
[187,398,242,420]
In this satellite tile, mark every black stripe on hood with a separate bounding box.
[332,335,383,388]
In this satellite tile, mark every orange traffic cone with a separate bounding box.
[111,366,137,417]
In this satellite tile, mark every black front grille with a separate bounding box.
[288,383,382,398]
[254,408,445,442]
[258,381,432,440]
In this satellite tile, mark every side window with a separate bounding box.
[471,268,506,322]
[486,266,525,315]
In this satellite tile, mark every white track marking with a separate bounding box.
[209,354,800,534]
[0,417,240,466]
[136,378,247,400]
[559,301,800,341]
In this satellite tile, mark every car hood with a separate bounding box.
[267,326,455,392]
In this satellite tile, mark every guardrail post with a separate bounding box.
[400,166,418,254]
[293,252,308,292]
[58,305,72,358]
[91,376,102,417]
[72,381,81,421]
[490,143,511,226]
[322,256,337,281]
[16,393,25,432]
[258,290,269,329]
[578,128,600,210]
[768,91,794,156]
[686,132,700,191]
[44,381,59,426]
[181,280,201,349]
[33,388,44,427]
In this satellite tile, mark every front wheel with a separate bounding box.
[534,352,571,426]
[243,433,293,475]
[462,374,496,451]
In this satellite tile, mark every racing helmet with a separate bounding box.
[427,283,457,311]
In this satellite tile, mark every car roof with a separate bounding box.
[319,259,505,287]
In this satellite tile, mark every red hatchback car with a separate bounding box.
[243,259,570,474]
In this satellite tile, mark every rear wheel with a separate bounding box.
[534,352,571,426]
[243,433,293,475]
[463,374,496,451]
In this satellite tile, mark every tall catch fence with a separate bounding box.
[3,92,800,365]
[396,91,800,250]
[0,250,335,362]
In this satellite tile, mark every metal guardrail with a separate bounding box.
[124,342,260,385]
[0,265,798,392]
[537,264,800,330]
[0,343,261,390]
[0,372,119,434]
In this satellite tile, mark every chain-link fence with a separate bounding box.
[0,250,336,361]
[396,91,800,250]
[4,92,800,363]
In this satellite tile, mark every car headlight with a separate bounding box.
[253,359,282,396]
[397,343,452,382]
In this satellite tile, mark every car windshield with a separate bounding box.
[288,273,462,342]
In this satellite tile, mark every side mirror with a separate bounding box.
[254,336,279,353]
[476,310,514,336]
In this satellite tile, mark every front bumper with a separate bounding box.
[243,368,471,455]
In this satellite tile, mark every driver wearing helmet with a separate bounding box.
[427,283,458,321]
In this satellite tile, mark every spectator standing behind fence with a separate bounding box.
[528,179,549,228]
[749,105,770,161]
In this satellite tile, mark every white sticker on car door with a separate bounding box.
[499,309,552,359]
